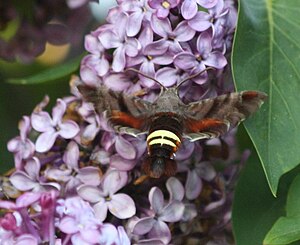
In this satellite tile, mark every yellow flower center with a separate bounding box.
[162,1,170,9]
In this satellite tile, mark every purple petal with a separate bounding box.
[174,52,197,70]
[149,187,164,214]
[117,226,131,245]
[97,56,110,77]
[98,224,119,244]
[58,120,80,139]
[77,185,103,203]
[166,177,184,201]
[104,73,131,91]
[112,46,126,72]
[10,172,37,191]
[110,154,136,171]
[175,139,195,161]
[203,51,227,69]
[148,220,171,244]
[181,0,198,20]
[58,216,79,234]
[45,168,72,182]
[138,24,154,47]
[197,0,218,8]
[84,34,101,55]
[80,66,102,87]
[93,201,108,222]
[185,170,202,200]
[156,8,169,19]
[98,30,121,49]
[19,116,31,140]
[102,170,128,195]
[24,157,40,179]
[0,200,16,210]
[188,12,211,32]
[144,39,169,56]
[151,53,173,65]
[35,130,57,152]
[125,38,140,57]
[16,192,41,208]
[115,136,136,160]
[63,141,79,169]
[80,229,101,243]
[207,0,223,15]
[197,31,212,56]
[139,61,156,87]
[16,234,38,245]
[108,193,136,219]
[127,12,144,37]
[52,99,66,125]
[150,15,171,38]
[7,138,21,153]
[31,112,53,132]
[132,217,156,235]
[148,0,161,8]
[156,67,177,87]
[77,167,101,186]
[173,21,195,42]
[159,200,184,222]
[195,161,216,181]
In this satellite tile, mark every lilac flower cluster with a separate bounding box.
[1,0,241,244]
[0,0,93,63]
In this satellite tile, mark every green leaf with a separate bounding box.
[232,127,286,245]
[6,55,83,85]
[264,217,300,245]
[232,0,300,195]
[263,174,300,245]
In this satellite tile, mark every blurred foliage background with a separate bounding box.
[0,0,116,172]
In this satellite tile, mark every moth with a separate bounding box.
[78,69,267,179]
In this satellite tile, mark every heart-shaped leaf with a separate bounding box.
[232,0,300,195]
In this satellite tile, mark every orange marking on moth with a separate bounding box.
[242,91,259,100]
[187,118,226,133]
[110,110,143,129]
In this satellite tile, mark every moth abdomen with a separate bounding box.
[142,115,183,178]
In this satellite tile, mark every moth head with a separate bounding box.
[142,156,177,178]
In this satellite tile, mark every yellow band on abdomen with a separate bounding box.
[148,138,177,147]
[147,130,181,143]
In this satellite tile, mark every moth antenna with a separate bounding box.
[126,68,167,90]
[176,67,215,90]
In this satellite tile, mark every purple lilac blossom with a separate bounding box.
[2,0,241,244]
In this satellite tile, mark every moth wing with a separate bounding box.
[78,85,152,136]
[183,91,267,141]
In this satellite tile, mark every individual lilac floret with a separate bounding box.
[132,186,184,244]
[174,31,227,84]
[186,0,229,32]
[148,0,180,19]
[57,196,102,244]
[98,28,141,72]
[77,170,136,222]
[10,157,60,193]
[7,116,35,169]
[31,99,80,152]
